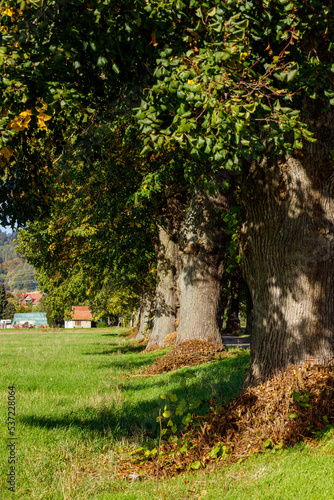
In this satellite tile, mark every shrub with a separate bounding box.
[97,321,108,328]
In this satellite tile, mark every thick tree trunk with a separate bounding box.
[136,289,155,340]
[242,141,334,385]
[244,281,253,335]
[176,184,231,345]
[225,277,241,333]
[146,226,179,347]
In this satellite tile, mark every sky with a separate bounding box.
[0,225,13,234]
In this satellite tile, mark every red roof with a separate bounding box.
[19,292,44,306]
[71,306,93,321]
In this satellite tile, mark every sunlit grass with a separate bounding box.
[0,327,333,499]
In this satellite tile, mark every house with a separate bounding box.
[19,292,45,307]
[0,319,12,329]
[12,312,48,328]
[64,306,94,329]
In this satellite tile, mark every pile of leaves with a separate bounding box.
[125,364,334,477]
[143,340,227,375]
[125,327,139,339]
[163,331,177,348]
[145,344,162,353]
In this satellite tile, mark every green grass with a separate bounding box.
[0,327,333,499]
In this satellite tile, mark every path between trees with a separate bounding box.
[222,335,250,349]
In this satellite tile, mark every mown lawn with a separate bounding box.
[0,327,333,499]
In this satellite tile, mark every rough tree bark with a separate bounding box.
[242,109,334,386]
[176,179,232,345]
[225,276,241,333]
[146,225,180,347]
[136,289,155,340]
[244,280,253,335]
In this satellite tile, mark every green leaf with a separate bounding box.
[175,400,186,416]
[170,393,178,402]
[262,438,272,449]
[286,63,299,82]
[140,145,151,155]
[112,63,120,74]
[191,460,201,469]
[235,19,249,30]
[288,412,298,419]
[190,399,201,410]
[274,72,287,82]
[244,102,257,113]
[182,413,192,425]
[229,29,246,41]
[97,56,108,67]
[180,443,188,453]
[292,391,301,402]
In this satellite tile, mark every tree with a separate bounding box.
[134,1,334,383]
[4,299,16,321]
[2,0,334,384]
[0,283,8,319]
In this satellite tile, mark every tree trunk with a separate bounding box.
[136,289,155,340]
[225,277,241,333]
[242,136,334,385]
[176,183,231,345]
[244,281,253,335]
[146,225,179,347]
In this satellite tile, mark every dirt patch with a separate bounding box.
[126,363,334,477]
[143,340,227,375]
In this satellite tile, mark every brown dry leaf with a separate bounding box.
[121,364,334,477]
[143,340,227,375]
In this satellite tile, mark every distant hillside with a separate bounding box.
[0,231,36,292]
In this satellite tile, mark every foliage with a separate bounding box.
[16,113,162,321]
[4,298,16,320]
[0,0,332,231]
[96,321,108,328]
[137,0,334,169]
[0,282,8,318]
[0,230,36,292]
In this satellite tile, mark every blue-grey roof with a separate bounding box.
[13,313,48,326]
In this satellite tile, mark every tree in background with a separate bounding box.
[0,284,8,319]
[1,0,334,385]
[4,299,16,321]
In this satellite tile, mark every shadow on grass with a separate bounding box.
[19,353,250,440]
[83,344,147,355]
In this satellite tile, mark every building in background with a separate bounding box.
[64,306,94,329]
[12,312,48,328]
[19,292,45,307]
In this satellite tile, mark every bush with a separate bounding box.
[97,321,108,328]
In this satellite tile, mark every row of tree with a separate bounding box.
[1,0,334,386]
[0,230,36,291]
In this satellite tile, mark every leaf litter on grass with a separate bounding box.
[118,363,334,478]
[143,340,229,375]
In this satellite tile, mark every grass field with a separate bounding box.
[0,327,333,499]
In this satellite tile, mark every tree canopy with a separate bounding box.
[2,0,334,383]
